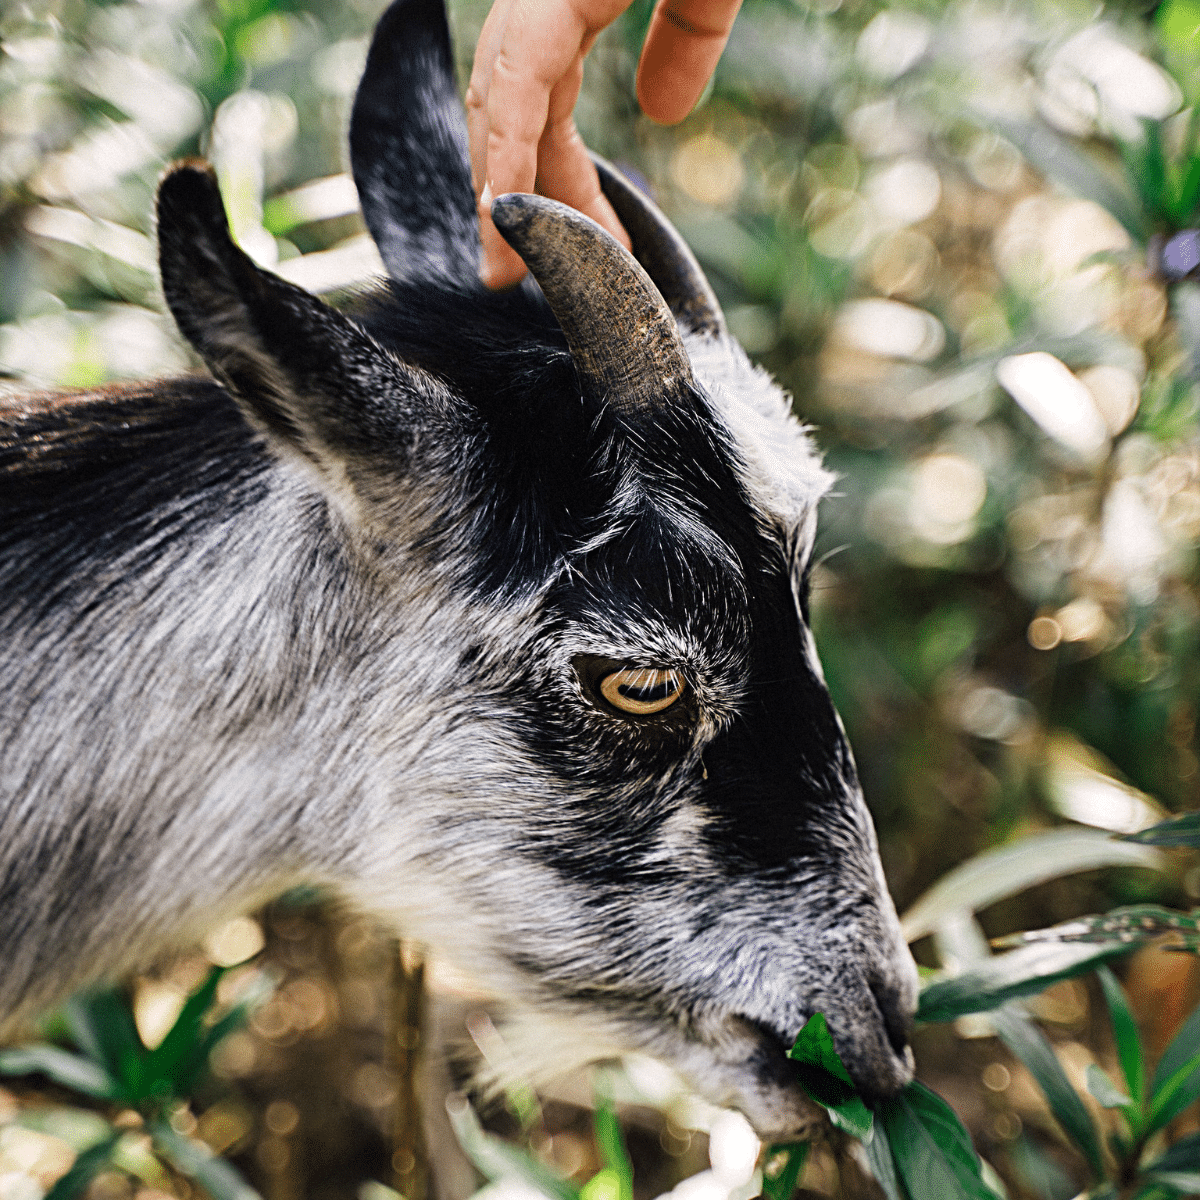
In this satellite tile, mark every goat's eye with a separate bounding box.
[599,668,684,715]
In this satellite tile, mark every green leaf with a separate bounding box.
[1085,1063,1132,1109]
[592,1078,633,1200]
[989,1009,1104,1179]
[787,1012,854,1086]
[787,1013,873,1143]
[1173,157,1200,224]
[1144,1131,1200,1175]
[142,967,225,1101]
[1146,1170,1200,1195]
[180,971,273,1096]
[917,942,1133,1023]
[877,1081,999,1200]
[1121,813,1200,848]
[1097,966,1144,1108]
[992,907,1200,954]
[1147,1047,1200,1134]
[1125,122,1168,222]
[150,1123,261,1200]
[64,990,145,1101]
[0,1045,119,1099]
[1149,1001,1200,1129]
[900,830,1163,943]
[761,1143,809,1200]
[580,1169,620,1200]
[861,1124,903,1200]
[1006,1132,1076,1200]
[447,1095,580,1200]
[822,1093,874,1143]
[1158,0,1200,54]
[43,1133,122,1200]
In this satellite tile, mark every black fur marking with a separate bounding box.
[701,563,861,872]
[0,380,270,624]
[351,0,479,288]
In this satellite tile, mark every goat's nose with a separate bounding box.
[872,971,915,1063]
[800,951,916,1102]
[832,969,915,1101]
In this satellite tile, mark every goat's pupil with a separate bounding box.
[619,679,675,702]
[598,667,683,715]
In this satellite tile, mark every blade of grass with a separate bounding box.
[151,1122,261,1200]
[580,1169,620,1200]
[917,942,1134,1023]
[447,1095,580,1200]
[1085,1064,1132,1109]
[1097,966,1144,1109]
[0,1045,119,1099]
[990,118,1147,242]
[43,1132,122,1200]
[1145,1169,1200,1194]
[1174,156,1200,223]
[989,1008,1104,1180]
[761,1144,809,1200]
[1005,1132,1076,1200]
[1146,1044,1200,1134]
[1126,122,1168,222]
[64,991,145,1102]
[992,908,1196,951]
[592,1076,633,1200]
[1121,813,1200,847]
[1143,1131,1200,1174]
[143,966,225,1098]
[1149,1001,1200,1106]
[178,971,273,1095]
[901,831,1163,943]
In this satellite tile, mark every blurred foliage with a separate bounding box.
[0,968,271,1200]
[4,0,1200,1197]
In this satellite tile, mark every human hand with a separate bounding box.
[466,0,743,289]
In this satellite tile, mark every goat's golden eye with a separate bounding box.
[599,668,684,715]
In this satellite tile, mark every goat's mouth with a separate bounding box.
[729,998,913,1138]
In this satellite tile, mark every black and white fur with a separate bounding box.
[0,0,917,1139]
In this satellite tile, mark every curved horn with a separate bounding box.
[592,155,724,337]
[491,193,694,414]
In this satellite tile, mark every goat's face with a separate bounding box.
[155,0,917,1139]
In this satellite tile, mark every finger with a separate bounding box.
[466,0,516,196]
[483,0,628,197]
[468,0,528,287]
[535,56,631,250]
[474,0,631,288]
[636,0,743,124]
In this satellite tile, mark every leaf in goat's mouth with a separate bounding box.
[777,1014,1002,1200]
[785,1012,874,1142]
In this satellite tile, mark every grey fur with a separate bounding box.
[0,0,918,1142]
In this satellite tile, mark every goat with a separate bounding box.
[0,0,917,1140]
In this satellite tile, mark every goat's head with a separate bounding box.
[155,0,917,1140]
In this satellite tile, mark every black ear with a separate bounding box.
[157,161,456,481]
[349,0,478,288]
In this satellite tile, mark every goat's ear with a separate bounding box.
[158,161,456,481]
[349,0,478,288]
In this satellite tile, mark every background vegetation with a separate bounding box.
[1,0,1198,1197]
